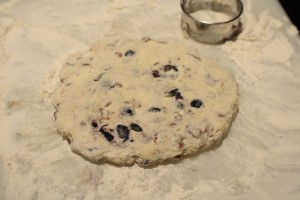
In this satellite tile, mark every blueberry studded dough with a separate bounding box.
[52,38,239,166]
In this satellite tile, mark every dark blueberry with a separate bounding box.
[167,89,184,100]
[175,94,184,100]
[130,123,143,132]
[125,50,135,57]
[121,107,135,116]
[190,99,203,108]
[167,88,179,97]
[152,70,160,78]
[126,109,134,115]
[99,124,114,142]
[148,107,161,112]
[91,121,98,128]
[164,65,178,72]
[116,125,130,141]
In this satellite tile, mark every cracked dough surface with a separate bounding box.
[52,38,238,166]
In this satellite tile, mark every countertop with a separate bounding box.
[0,0,300,199]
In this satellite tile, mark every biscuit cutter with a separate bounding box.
[181,0,243,44]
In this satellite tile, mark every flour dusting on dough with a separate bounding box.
[0,0,300,199]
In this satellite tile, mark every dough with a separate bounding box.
[52,38,239,166]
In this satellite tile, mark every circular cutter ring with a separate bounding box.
[180,0,243,44]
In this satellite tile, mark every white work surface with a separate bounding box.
[0,0,300,199]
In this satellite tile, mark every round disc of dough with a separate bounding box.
[52,38,239,166]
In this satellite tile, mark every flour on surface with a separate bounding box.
[0,0,300,199]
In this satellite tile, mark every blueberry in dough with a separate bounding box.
[125,50,135,57]
[99,125,114,142]
[152,70,160,78]
[130,123,143,132]
[121,107,135,116]
[148,107,161,112]
[117,125,130,141]
[190,99,203,108]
